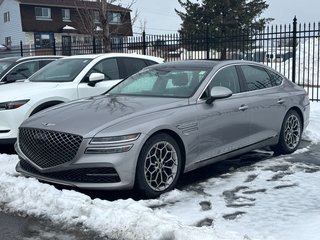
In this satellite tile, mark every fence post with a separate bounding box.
[292,16,297,83]
[206,23,209,59]
[93,36,96,54]
[20,41,23,57]
[142,31,146,55]
[53,38,56,55]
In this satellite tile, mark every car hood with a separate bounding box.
[22,95,189,137]
[0,82,59,102]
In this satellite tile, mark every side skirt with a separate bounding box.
[185,137,278,173]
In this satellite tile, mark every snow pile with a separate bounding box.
[303,101,320,143]
[0,163,223,240]
[146,156,320,240]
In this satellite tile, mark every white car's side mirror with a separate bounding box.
[88,73,105,86]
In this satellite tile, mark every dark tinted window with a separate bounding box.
[145,59,159,66]
[7,61,39,81]
[209,66,240,93]
[88,58,119,81]
[268,70,283,86]
[122,58,148,78]
[241,65,273,91]
[39,59,55,68]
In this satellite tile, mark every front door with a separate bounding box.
[195,65,252,163]
[62,36,72,56]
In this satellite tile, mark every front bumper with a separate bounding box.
[0,105,30,142]
[15,134,146,190]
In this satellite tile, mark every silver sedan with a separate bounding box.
[16,60,310,198]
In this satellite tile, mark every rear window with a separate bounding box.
[241,65,273,91]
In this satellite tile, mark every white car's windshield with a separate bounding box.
[109,67,211,98]
[29,58,92,82]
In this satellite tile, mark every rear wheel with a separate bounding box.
[136,133,182,198]
[272,110,302,154]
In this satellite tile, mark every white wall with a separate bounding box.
[0,0,26,46]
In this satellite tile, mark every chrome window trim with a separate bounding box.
[197,63,284,103]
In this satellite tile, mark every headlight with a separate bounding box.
[0,99,30,111]
[90,133,140,145]
[86,133,140,154]
[85,145,133,154]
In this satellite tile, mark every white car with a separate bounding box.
[0,53,163,144]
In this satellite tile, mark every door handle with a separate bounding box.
[239,105,248,111]
[277,99,285,104]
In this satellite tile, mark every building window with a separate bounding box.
[34,33,54,48]
[35,7,51,20]
[62,9,70,21]
[5,37,11,47]
[93,11,100,23]
[4,12,10,23]
[108,12,121,24]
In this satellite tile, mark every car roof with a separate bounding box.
[0,55,62,63]
[148,59,275,70]
[148,60,222,69]
[62,53,164,62]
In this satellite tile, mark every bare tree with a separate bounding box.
[74,0,137,52]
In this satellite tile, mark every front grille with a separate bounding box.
[19,159,120,183]
[19,127,83,168]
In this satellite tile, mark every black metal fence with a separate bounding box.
[1,17,319,101]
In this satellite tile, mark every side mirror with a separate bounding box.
[206,86,233,104]
[5,74,17,83]
[88,73,105,87]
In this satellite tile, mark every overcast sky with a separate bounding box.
[121,0,320,35]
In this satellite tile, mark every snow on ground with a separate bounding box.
[0,102,320,240]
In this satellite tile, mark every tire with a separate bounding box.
[272,110,302,154]
[136,133,182,198]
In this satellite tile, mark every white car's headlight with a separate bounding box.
[86,133,140,154]
[90,133,140,145]
[0,99,30,111]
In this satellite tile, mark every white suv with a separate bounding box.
[0,53,163,144]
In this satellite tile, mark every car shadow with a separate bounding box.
[0,144,15,155]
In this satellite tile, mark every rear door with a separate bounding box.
[239,65,285,143]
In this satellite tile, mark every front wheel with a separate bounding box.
[272,110,302,154]
[136,133,182,198]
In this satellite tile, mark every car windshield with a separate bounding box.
[0,61,14,75]
[29,58,92,82]
[108,67,211,98]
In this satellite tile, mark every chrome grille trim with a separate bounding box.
[19,127,83,169]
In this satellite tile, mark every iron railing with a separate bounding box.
[1,17,319,101]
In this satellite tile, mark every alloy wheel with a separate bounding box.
[144,141,178,192]
[284,114,301,150]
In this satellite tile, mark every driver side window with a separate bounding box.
[201,66,240,99]
[7,61,38,81]
[85,58,119,82]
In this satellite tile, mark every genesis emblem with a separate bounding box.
[42,122,56,127]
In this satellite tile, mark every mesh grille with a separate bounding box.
[19,127,83,168]
[19,159,120,183]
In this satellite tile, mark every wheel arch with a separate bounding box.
[30,100,64,116]
[287,106,304,130]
